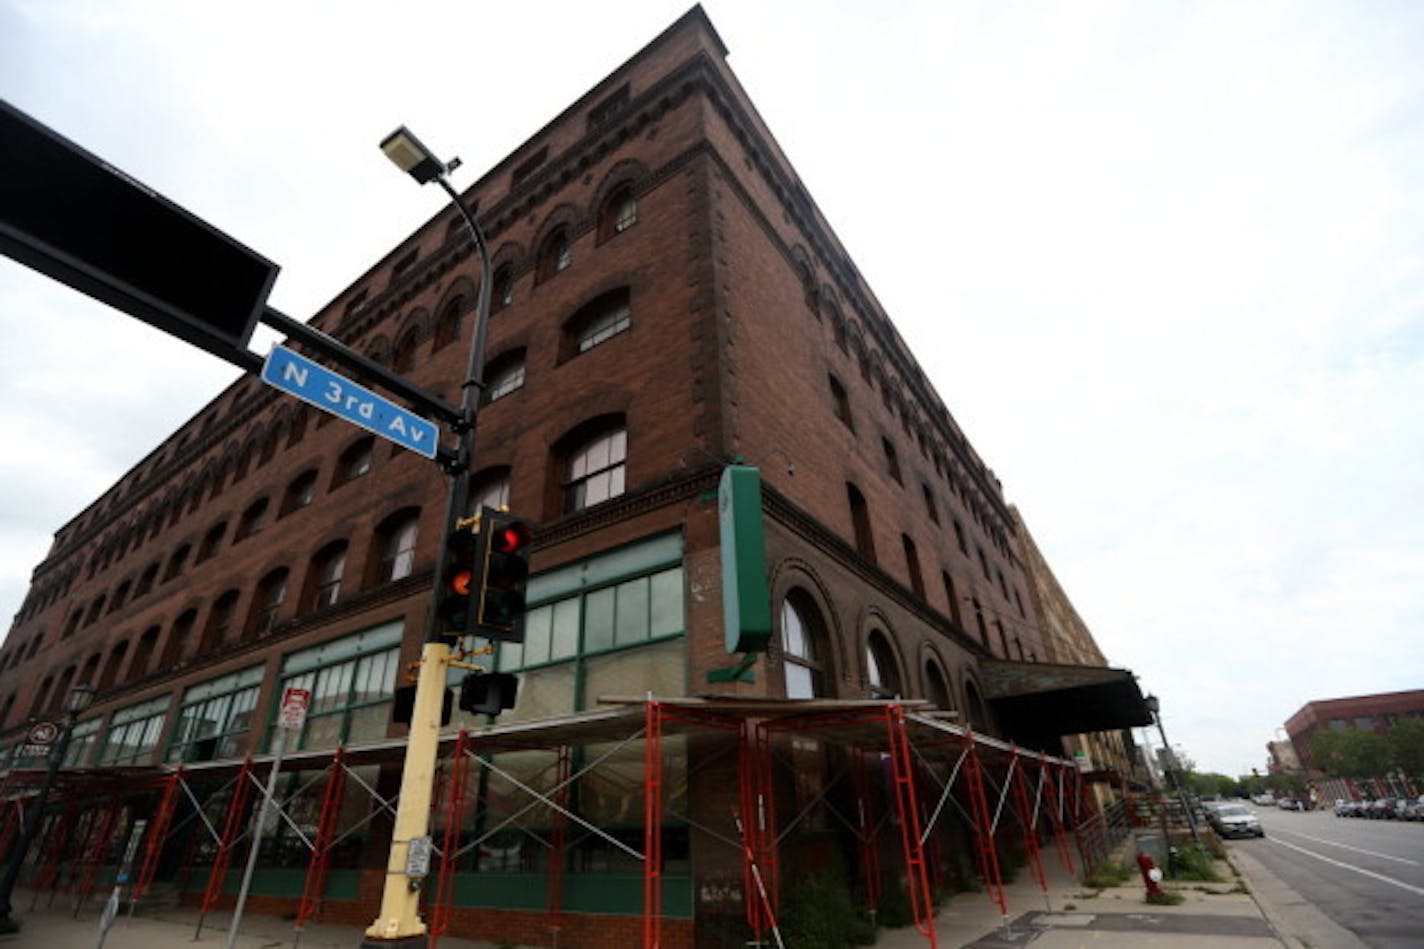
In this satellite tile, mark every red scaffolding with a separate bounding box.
[3,697,1116,948]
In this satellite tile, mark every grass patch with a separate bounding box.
[1169,846,1222,882]
[1145,889,1185,906]
[1082,859,1133,889]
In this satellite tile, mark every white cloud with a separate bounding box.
[2,0,1422,776]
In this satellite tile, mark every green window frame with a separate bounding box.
[98,695,171,766]
[63,717,101,768]
[487,533,685,717]
[167,664,264,763]
[268,621,402,752]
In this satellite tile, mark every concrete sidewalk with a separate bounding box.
[875,843,1284,948]
[0,846,1291,948]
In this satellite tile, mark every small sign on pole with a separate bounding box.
[278,687,311,732]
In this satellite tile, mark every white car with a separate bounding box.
[1210,804,1265,838]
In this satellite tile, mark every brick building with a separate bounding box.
[1284,689,1424,772]
[0,8,1147,945]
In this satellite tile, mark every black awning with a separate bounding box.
[981,659,1153,742]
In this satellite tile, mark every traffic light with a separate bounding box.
[458,672,519,716]
[473,507,533,642]
[434,522,480,640]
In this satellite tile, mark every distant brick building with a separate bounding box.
[1285,689,1424,771]
[0,8,1146,945]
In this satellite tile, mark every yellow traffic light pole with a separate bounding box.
[363,128,493,946]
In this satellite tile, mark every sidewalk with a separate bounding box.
[0,899,497,949]
[0,844,1289,948]
[877,841,1283,948]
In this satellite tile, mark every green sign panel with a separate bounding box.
[718,465,772,653]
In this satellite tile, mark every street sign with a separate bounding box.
[405,835,432,877]
[277,687,312,731]
[261,345,439,459]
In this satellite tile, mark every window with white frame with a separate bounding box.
[564,426,626,512]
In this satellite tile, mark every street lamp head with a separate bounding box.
[1144,694,1160,715]
[380,125,447,185]
[63,682,96,716]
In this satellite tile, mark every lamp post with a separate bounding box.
[0,681,97,933]
[362,126,492,946]
[1144,694,1201,848]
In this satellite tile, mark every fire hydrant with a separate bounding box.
[1137,851,1164,897]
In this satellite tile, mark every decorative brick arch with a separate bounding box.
[767,556,847,696]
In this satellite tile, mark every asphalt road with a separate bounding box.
[1226,803,1424,948]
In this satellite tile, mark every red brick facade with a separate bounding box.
[1,8,1060,946]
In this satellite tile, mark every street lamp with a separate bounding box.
[362,126,493,946]
[0,681,97,933]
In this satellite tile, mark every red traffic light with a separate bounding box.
[491,521,531,556]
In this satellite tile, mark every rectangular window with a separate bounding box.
[270,621,402,751]
[63,718,101,768]
[167,664,264,763]
[485,534,686,728]
[99,695,171,766]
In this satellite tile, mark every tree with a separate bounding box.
[1311,728,1392,778]
[1390,719,1424,781]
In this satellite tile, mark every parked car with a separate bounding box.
[1209,803,1265,838]
[1278,798,1303,811]
[1334,799,1359,817]
[1404,797,1424,821]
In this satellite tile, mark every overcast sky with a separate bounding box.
[3,0,1421,777]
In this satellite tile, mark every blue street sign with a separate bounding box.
[261,345,440,459]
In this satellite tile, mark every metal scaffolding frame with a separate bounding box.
[0,698,1110,948]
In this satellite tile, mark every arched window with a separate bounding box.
[201,590,239,653]
[469,467,511,515]
[374,510,420,584]
[234,498,269,542]
[134,562,159,597]
[562,422,626,513]
[162,543,191,582]
[197,521,227,562]
[333,438,374,488]
[866,631,900,699]
[562,288,630,360]
[160,609,197,668]
[925,660,953,711]
[393,325,421,373]
[248,567,289,637]
[597,185,637,241]
[901,535,925,598]
[98,641,128,691]
[965,679,990,732]
[30,675,54,717]
[62,609,82,639]
[483,350,526,404]
[280,469,318,517]
[109,579,132,612]
[84,595,107,627]
[972,597,989,648]
[433,294,465,351]
[129,626,160,682]
[846,483,876,563]
[829,374,853,431]
[308,541,348,610]
[780,591,829,699]
[50,665,77,714]
[535,227,572,282]
[491,265,514,314]
[941,570,964,630]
